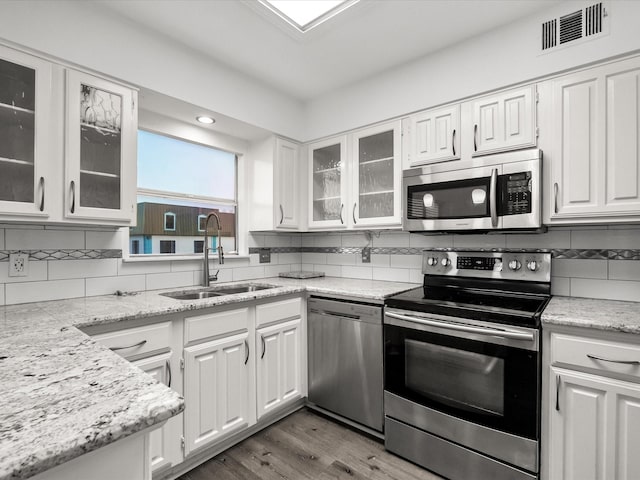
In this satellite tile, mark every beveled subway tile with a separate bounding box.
[6,279,85,305]
[86,275,146,297]
[373,267,410,283]
[48,258,118,280]
[571,278,640,302]
[551,259,607,279]
[6,229,85,250]
[342,265,373,280]
[551,277,570,296]
[146,271,194,290]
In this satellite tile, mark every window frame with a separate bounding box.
[164,212,176,231]
[128,127,241,259]
[197,214,207,232]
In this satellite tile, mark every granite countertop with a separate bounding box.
[542,295,640,335]
[0,276,416,480]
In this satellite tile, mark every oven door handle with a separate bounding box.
[385,311,534,341]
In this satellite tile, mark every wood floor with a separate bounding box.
[178,408,443,480]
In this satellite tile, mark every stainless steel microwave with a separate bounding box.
[403,149,542,232]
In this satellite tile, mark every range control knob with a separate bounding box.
[427,257,438,267]
[508,260,522,271]
[527,260,539,272]
[441,258,451,267]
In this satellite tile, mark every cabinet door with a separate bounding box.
[183,331,250,456]
[405,105,460,168]
[256,318,302,419]
[351,121,402,228]
[65,69,137,225]
[548,56,640,221]
[274,137,300,229]
[471,85,536,156]
[550,368,640,480]
[0,45,52,220]
[132,353,182,474]
[549,70,602,218]
[308,136,348,229]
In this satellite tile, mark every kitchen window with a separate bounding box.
[130,130,237,256]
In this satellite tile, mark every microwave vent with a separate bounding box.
[540,2,608,53]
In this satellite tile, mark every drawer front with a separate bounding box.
[184,307,249,344]
[551,332,640,380]
[256,297,302,327]
[93,322,172,360]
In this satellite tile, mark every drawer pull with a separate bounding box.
[261,335,266,359]
[166,359,172,388]
[244,339,250,365]
[587,354,640,366]
[555,374,561,412]
[110,340,147,351]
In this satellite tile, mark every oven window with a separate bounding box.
[407,177,491,220]
[405,340,504,416]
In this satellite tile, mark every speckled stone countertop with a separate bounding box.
[0,277,416,480]
[542,296,640,335]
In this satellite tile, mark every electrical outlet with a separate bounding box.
[9,253,29,277]
[362,247,371,263]
[259,248,271,264]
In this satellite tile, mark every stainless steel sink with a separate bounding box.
[161,283,276,300]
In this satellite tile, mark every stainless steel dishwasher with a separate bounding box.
[307,296,383,432]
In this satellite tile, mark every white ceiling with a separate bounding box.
[97,0,560,102]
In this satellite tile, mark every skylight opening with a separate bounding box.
[259,0,360,32]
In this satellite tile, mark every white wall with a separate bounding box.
[303,0,640,141]
[0,0,305,140]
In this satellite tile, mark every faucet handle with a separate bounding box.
[209,269,219,282]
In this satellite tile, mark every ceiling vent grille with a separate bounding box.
[585,2,604,36]
[540,2,608,53]
[542,19,557,50]
[559,10,583,44]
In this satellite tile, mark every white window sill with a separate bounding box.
[123,254,251,263]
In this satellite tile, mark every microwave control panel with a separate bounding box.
[500,171,532,216]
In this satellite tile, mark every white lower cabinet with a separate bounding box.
[183,331,251,457]
[550,368,640,480]
[256,318,302,419]
[546,330,640,480]
[132,353,183,475]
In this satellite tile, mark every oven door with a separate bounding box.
[403,165,501,231]
[384,308,539,440]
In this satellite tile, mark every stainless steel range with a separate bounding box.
[383,249,551,480]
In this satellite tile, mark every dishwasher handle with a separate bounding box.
[309,308,361,320]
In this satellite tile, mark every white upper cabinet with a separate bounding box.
[351,121,402,227]
[248,136,303,232]
[545,56,640,223]
[0,43,138,226]
[307,121,402,230]
[308,135,348,229]
[0,45,52,221]
[468,85,537,156]
[274,137,301,229]
[403,105,460,168]
[65,69,137,224]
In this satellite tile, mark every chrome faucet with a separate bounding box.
[203,212,225,286]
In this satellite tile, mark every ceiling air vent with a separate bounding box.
[540,2,608,53]
[585,2,604,36]
[542,19,557,50]
[559,10,583,44]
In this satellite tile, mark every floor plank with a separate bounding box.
[179,409,443,480]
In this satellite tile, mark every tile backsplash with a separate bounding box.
[0,224,639,305]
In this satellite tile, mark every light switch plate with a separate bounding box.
[9,253,29,277]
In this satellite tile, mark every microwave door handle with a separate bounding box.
[490,168,498,228]
[385,311,534,341]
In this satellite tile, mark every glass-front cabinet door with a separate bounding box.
[308,136,348,229]
[0,46,52,219]
[65,69,137,224]
[352,121,402,227]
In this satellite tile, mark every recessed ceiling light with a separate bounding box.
[259,0,359,32]
[196,116,215,124]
